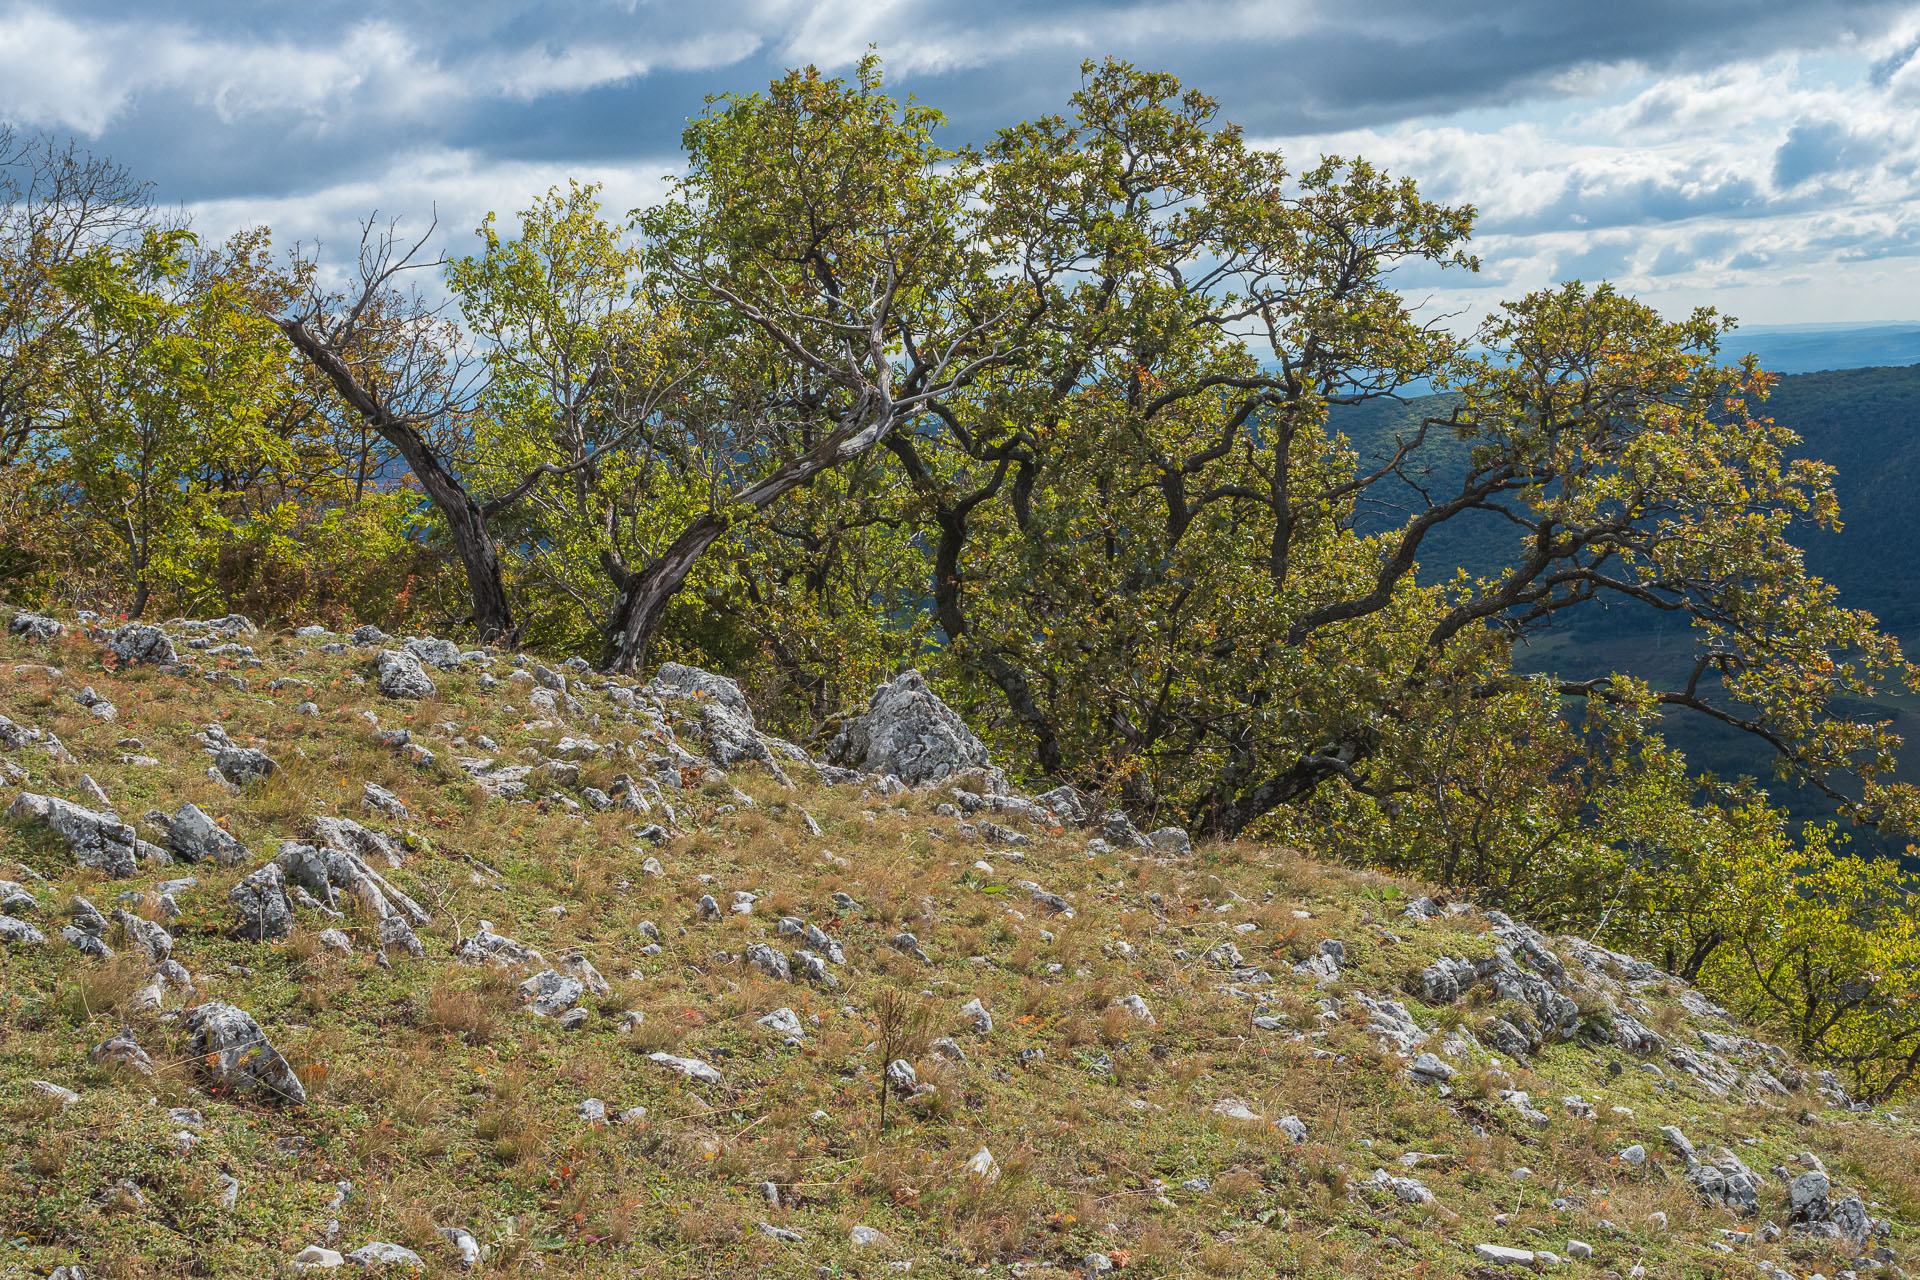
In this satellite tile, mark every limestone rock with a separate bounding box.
[276,839,427,926]
[652,661,752,717]
[229,862,294,940]
[153,801,248,866]
[107,622,176,666]
[455,921,544,970]
[345,1242,425,1271]
[516,969,584,1016]
[648,1051,722,1084]
[213,746,277,785]
[375,649,437,700]
[827,669,994,787]
[182,1001,307,1104]
[402,635,462,670]
[91,1028,155,1075]
[0,914,46,945]
[9,611,62,640]
[7,791,165,877]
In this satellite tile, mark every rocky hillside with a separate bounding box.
[1,612,1915,1279]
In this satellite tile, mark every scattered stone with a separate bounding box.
[377,914,425,959]
[229,862,294,941]
[648,1052,722,1084]
[1147,826,1191,855]
[1472,1244,1536,1267]
[960,996,993,1035]
[289,1246,345,1271]
[213,746,277,785]
[517,969,585,1017]
[455,921,544,970]
[1367,1168,1438,1206]
[31,1079,80,1107]
[7,791,165,877]
[108,622,176,666]
[375,649,437,700]
[345,1242,426,1271]
[152,801,247,866]
[361,783,407,817]
[0,914,46,945]
[437,1227,482,1269]
[10,610,62,640]
[828,669,995,787]
[182,1002,307,1104]
[758,1007,805,1039]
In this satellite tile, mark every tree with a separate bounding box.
[23,225,331,617]
[889,61,1917,846]
[277,219,526,641]
[0,129,156,471]
[595,56,1036,673]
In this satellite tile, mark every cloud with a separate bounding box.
[1773,119,1888,187]
[6,0,1920,326]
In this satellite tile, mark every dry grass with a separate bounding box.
[1,621,1917,1279]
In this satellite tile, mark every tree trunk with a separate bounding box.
[599,515,728,673]
[128,579,149,621]
[1195,733,1374,837]
[276,318,519,644]
[598,402,898,673]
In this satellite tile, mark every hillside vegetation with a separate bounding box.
[2,615,1917,1279]
[9,54,1920,1279]
[1334,363,1920,835]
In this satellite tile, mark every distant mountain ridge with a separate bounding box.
[1332,361,1920,837]
[1732,324,1920,375]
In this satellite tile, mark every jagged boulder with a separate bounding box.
[182,1002,306,1104]
[455,921,544,970]
[175,614,256,638]
[375,649,437,700]
[213,747,278,786]
[402,635,462,670]
[307,816,405,870]
[827,669,994,787]
[653,662,752,717]
[275,838,428,925]
[0,915,46,945]
[107,623,176,666]
[229,863,294,940]
[149,801,248,866]
[6,792,166,877]
[10,611,62,641]
[517,969,584,1017]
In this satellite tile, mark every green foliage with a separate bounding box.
[8,65,1920,1095]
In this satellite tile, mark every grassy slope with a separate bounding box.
[1,624,1917,1279]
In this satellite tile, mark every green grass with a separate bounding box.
[1,624,1914,1277]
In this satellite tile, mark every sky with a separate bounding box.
[5,0,1920,331]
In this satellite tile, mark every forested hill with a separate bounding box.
[1334,363,1920,830]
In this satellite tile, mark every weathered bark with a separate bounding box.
[276,318,519,644]
[598,515,727,673]
[1194,733,1375,837]
[597,401,897,673]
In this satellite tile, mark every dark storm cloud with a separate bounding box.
[4,0,1916,205]
[1772,119,1889,188]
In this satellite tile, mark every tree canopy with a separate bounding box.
[6,58,1920,1096]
